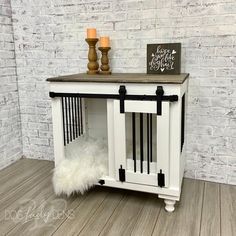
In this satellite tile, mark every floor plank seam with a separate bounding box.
[1,166,54,235]
[150,201,162,236]
[5,185,56,236]
[0,162,31,180]
[129,196,149,235]
[0,165,52,197]
[0,159,31,177]
[50,199,86,236]
[76,190,112,236]
[98,193,128,236]
[0,160,47,186]
[199,182,206,236]
[50,190,100,236]
[0,170,53,212]
[0,158,23,172]
[0,163,52,198]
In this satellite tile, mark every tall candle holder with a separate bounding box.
[85,38,99,74]
[98,47,111,75]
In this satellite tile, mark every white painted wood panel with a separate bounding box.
[156,101,170,187]
[107,99,115,179]
[125,100,156,113]
[50,82,180,97]
[51,97,65,166]
[168,94,182,191]
[113,100,126,181]
[114,100,163,186]
[101,176,180,198]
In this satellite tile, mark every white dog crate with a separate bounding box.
[47,73,189,212]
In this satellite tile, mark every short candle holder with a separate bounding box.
[98,47,111,75]
[85,38,99,75]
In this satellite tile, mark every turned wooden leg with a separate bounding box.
[164,199,176,212]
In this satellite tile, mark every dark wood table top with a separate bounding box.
[47,73,189,84]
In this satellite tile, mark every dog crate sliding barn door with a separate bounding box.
[113,99,170,188]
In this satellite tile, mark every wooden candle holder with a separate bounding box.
[98,47,111,75]
[85,38,99,75]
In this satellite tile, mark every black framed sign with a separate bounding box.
[147,43,181,75]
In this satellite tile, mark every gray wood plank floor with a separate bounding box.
[0,159,235,236]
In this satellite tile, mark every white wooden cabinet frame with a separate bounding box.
[48,73,189,212]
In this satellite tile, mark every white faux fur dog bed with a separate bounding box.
[52,136,108,196]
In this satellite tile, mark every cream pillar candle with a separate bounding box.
[87,28,97,38]
[100,36,110,47]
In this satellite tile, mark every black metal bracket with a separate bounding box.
[119,85,126,113]
[119,165,126,182]
[158,169,165,187]
[156,86,164,116]
[49,92,55,98]
[181,94,185,152]
[98,179,105,185]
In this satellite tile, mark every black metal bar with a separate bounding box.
[68,97,72,142]
[80,98,83,134]
[140,113,143,173]
[156,86,164,115]
[119,85,127,113]
[72,97,75,140]
[181,94,185,152]
[74,97,78,138]
[77,97,81,136]
[61,97,66,146]
[119,165,126,182]
[150,114,153,162]
[65,97,69,144]
[147,113,150,174]
[132,113,136,172]
[49,92,178,102]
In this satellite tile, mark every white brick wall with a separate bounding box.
[0,0,22,169]
[10,0,236,184]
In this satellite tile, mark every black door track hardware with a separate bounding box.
[156,86,164,116]
[119,85,127,113]
[49,86,178,116]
